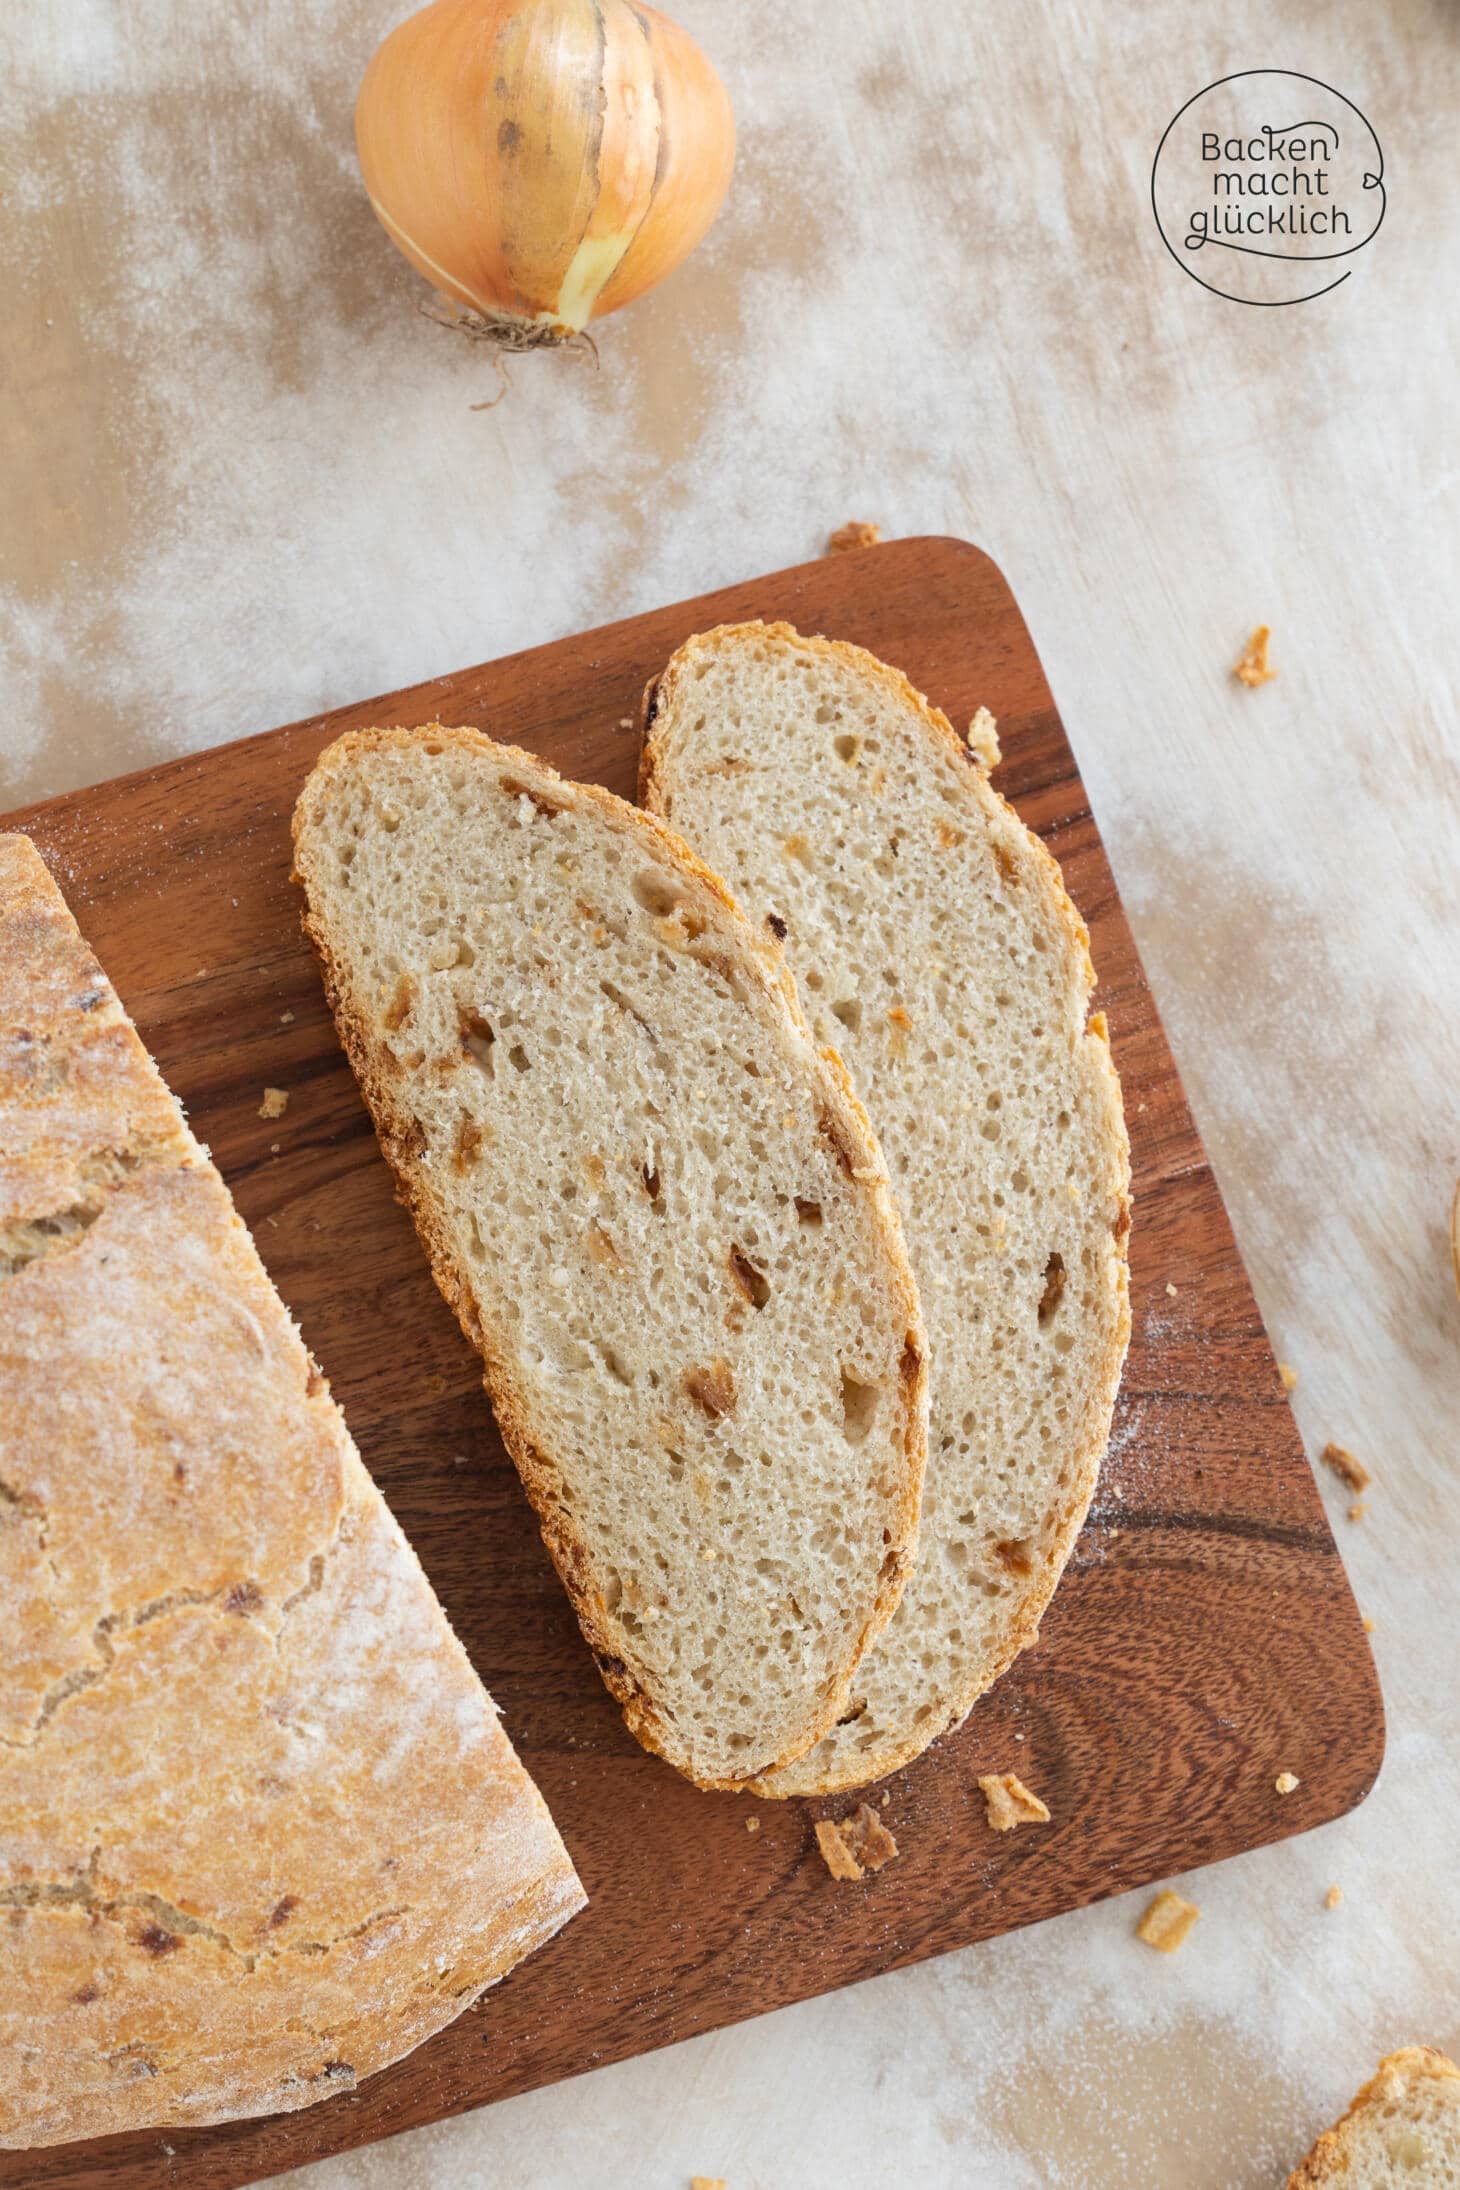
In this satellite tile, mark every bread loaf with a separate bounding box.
[291,725,928,1791]
[640,622,1131,1795]
[0,833,583,2149]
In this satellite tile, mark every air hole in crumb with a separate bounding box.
[458,1007,496,1074]
[833,732,860,761]
[508,1044,531,1074]
[598,1344,633,1387]
[642,1163,664,1213]
[832,998,862,1036]
[1038,1252,1066,1325]
[840,1370,880,1444]
[632,870,683,918]
[795,1198,823,1227]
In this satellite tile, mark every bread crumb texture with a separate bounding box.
[827,521,882,554]
[258,1086,288,1120]
[1234,625,1277,687]
[641,622,1130,1798]
[0,835,584,2150]
[978,1771,1051,1832]
[1286,2046,1460,2187]
[291,727,927,1792]
[1323,1443,1372,1494]
[814,1802,899,1881]
[1136,1890,1200,1953]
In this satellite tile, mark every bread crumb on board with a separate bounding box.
[279,1009,295,1025]
[827,519,882,554]
[1278,1362,1299,1391]
[966,706,1001,771]
[978,1771,1050,1832]
[1275,1770,1300,1795]
[1325,1884,1343,1909]
[1322,1442,1371,1494]
[258,1086,289,1121]
[1233,625,1277,687]
[744,1816,760,1834]
[1362,1614,1376,1634]
[814,1803,899,1881]
[1137,1889,1200,1953]
[1165,1281,1179,1298]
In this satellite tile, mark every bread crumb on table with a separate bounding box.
[966,706,1001,770]
[1278,1362,1299,1391]
[1321,1441,1371,1494]
[978,1771,1050,1832]
[1362,1614,1376,1633]
[278,1009,294,1025]
[744,1816,760,1834]
[827,520,882,554]
[258,1086,289,1121]
[1165,1281,1178,1298]
[1233,625,1277,687]
[1275,1771,1300,1795]
[814,1802,899,1881]
[1325,1884,1343,1909]
[1137,1889,1200,1953]
[691,2178,727,2189]
[1347,1500,1367,1523]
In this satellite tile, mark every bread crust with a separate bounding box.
[291,726,929,1792]
[1287,2048,1460,2186]
[640,623,1132,1796]
[0,833,584,2149]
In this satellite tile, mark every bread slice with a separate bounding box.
[291,726,928,1792]
[1288,2049,1460,2185]
[0,834,584,2150]
[640,622,1131,1796]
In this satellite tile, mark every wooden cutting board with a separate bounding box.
[0,537,1382,2190]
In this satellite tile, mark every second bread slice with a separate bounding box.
[292,726,927,1791]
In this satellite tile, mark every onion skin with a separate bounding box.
[356,0,736,339]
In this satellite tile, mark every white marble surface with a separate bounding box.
[5,0,1458,2183]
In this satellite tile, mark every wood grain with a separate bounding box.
[0,537,1383,2190]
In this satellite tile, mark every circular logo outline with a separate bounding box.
[1151,69,1386,306]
